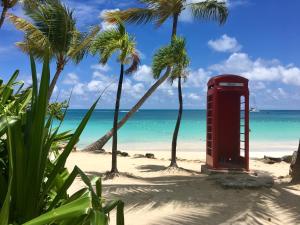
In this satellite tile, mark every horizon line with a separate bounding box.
[66,108,300,111]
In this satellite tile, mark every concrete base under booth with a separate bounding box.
[201,165,274,189]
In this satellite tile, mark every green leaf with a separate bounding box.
[48,166,101,211]
[45,97,100,194]
[95,179,102,199]
[6,70,19,87]
[30,55,38,102]
[89,210,107,225]
[23,194,91,225]
[0,117,15,225]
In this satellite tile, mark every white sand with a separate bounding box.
[98,140,298,157]
[66,144,300,225]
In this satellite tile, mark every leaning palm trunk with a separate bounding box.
[83,12,179,152]
[111,64,124,173]
[83,67,171,151]
[0,6,8,29]
[170,77,183,167]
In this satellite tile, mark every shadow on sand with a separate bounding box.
[85,170,300,225]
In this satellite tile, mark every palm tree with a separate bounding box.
[152,36,189,167]
[0,0,17,28]
[8,0,99,99]
[0,0,38,29]
[90,18,140,174]
[84,0,228,152]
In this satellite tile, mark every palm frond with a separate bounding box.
[16,39,53,61]
[153,0,182,27]
[152,36,189,80]
[91,20,139,68]
[104,8,157,25]
[152,45,172,79]
[11,0,94,66]
[125,51,141,74]
[90,29,121,64]
[67,26,100,64]
[8,13,50,55]
[190,0,228,25]
[8,0,18,8]
[24,0,76,54]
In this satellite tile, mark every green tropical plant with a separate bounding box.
[0,70,32,117]
[0,55,124,224]
[152,36,190,167]
[90,18,140,174]
[8,0,99,99]
[84,0,228,152]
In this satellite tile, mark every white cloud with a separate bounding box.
[87,80,104,92]
[99,9,120,30]
[208,34,242,53]
[167,89,175,96]
[267,87,288,100]
[250,81,266,90]
[73,83,85,95]
[277,88,287,97]
[210,52,300,85]
[91,64,110,72]
[132,83,145,94]
[63,73,80,85]
[186,68,211,87]
[133,65,154,83]
[123,80,146,98]
[280,66,300,86]
[53,85,58,94]
[188,93,201,100]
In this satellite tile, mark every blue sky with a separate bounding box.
[1,0,300,109]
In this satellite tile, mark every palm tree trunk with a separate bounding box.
[83,67,171,151]
[48,58,65,101]
[171,13,179,38]
[291,140,300,183]
[83,13,179,152]
[170,77,183,167]
[0,6,8,29]
[111,64,124,173]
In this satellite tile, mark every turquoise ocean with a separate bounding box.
[58,110,300,148]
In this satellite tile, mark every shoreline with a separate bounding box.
[78,140,298,158]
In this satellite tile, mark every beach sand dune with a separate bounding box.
[66,151,300,225]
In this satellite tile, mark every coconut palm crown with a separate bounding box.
[8,0,99,99]
[90,18,140,74]
[104,0,228,36]
[152,36,189,82]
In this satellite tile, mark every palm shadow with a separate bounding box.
[81,166,300,225]
[136,164,167,172]
[84,169,300,224]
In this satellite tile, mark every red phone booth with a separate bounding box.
[206,75,249,170]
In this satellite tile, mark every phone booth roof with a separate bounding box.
[208,74,248,89]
